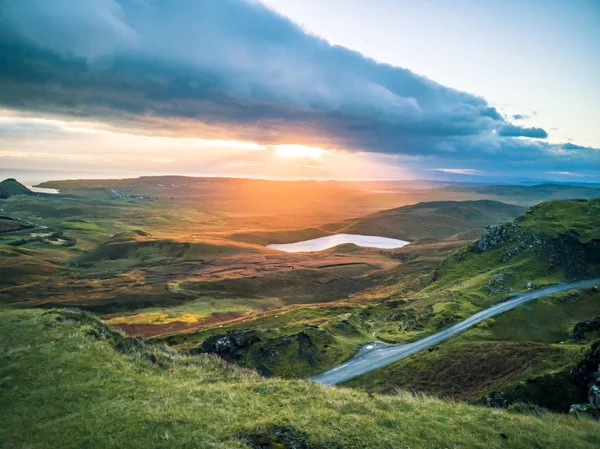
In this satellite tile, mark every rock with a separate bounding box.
[569,340,600,418]
[196,329,260,361]
[572,315,600,341]
[482,271,513,295]
[569,403,600,419]
[485,392,508,408]
[553,292,578,304]
[477,223,520,252]
[332,319,359,336]
[569,403,590,415]
[589,385,600,408]
[569,341,600,388]
[548,232,590,280]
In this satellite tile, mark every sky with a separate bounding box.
[0,0,598,183]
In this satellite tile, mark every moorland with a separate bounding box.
[1,175,600,448]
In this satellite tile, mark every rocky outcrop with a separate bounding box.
[257,326,332,369]
[569,340,600,418]
[549,234,600,280]
[482,271,513,295]
[475,222,548,264]
[474,218,600,282]
[196,329,261,362]
[476,222,522,252]
[485,391,508,408]
[572,315,600,342]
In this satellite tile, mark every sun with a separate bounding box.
[275,144,326,159]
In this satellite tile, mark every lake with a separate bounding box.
[267,233,410,252]
[27,186,60,194]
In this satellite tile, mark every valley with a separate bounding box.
[2,2,599,447]
[1,176,600,447]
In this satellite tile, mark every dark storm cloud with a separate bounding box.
[497,124,548,139]
[561,142,591,150]
[0,0,597,176]
[481,107,503,120]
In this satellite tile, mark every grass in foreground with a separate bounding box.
[1,308,599,449]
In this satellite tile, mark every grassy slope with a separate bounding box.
[429,198,600,298]
[343,199,600,406]
[345,287,600,403]
[1,308,599,449]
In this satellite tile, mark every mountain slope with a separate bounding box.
[1,308,598,449]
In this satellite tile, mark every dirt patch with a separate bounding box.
[111,311,246,337]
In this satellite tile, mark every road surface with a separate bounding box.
[311,279,600,385]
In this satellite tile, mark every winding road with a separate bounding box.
[311,279,600,385]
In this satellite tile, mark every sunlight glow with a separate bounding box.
[275,144,327,158]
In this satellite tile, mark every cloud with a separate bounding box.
[548,171,586,177]
[561,142,590,150]
[2,0,137,59]
[481,107,503,120]
[497,124,548,139]
[0,0,597,179]
[434,168,481,175]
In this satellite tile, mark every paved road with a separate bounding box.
[311,279,600,385]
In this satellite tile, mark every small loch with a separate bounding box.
[267,233,410,253]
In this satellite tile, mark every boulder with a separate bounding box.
[196,329,260,361]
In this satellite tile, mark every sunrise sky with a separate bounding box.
[0,0,598,182]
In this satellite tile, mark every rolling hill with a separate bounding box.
[337,199,527,241]
[0,178,32,198]
[1,307,598,449]
[231,200,527,245]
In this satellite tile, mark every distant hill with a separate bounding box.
[441,183,600,205]
[337,200,527,241]
[0,178,33,198]
[232,200,527,245]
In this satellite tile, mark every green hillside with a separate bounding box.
[0,178,32,198]
[1,308,598,449]
[343,199,600,410]
[430,198,600,296]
